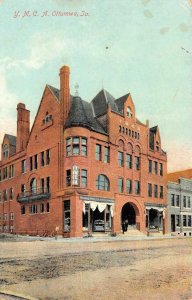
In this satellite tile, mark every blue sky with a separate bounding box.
[0,0,191,171]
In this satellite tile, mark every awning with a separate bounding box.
[145,206,165,212]
[83,200,114,216]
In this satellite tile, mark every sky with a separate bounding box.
[0,0,191,172]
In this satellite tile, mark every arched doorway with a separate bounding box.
[121,203,136,226]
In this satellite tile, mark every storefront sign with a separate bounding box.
[72,165,79,186]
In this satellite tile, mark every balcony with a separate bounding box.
[17,188,50,203]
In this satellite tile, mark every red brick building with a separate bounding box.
[0,65,168,237]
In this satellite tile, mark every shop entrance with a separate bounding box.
[82,202,113,233]
[121,203,136,226]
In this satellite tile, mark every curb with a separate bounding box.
[0,291,38,300]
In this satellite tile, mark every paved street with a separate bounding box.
[0,236,192,300]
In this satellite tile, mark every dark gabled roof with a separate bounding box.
[91,89,119,117]
[65,96,106,134]
[46,85,133,135]
[47,85,60,100]
[115,93,130,113]
[5,134,16,146]
[150,126,158,133]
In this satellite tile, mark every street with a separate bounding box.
[0,236,192,300]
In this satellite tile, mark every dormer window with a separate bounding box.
[3,144,9,159]
[126,107,132,118]
[43,112,52,124]
[156,141,159,151]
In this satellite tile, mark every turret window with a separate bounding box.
[66,137,87,157]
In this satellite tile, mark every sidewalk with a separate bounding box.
[0,232,187,244]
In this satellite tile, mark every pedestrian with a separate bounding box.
[125,219,129,232]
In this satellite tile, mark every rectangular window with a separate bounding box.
[21,205,26,215]
[176,215,180,227]
[10,188,14,200]
[73,138,80,155]
[148,183,152,197]
[64,200,70,232]
[41,152,45,167]
[135,181,140,195]
[118,151,124,167]
[66,170,71,187]
[3,167,8,180]
[118,178,123,193]
[21,184,26,196]
[21,160,26,173]
[188,215,191,227]
[126,154,132,169]
[30,204,38,214]
[81,169,87,188]
[4,213,8,220]
[171,194,175,206]
[154,161,158,174]
[66,138,72,156]
[30,157,33,171]
[34,154,38,169]
[0,191,2,202]
[126,179,132,194]
[183,196,187,208]
[154,185,158,198]
[46,177,50,193]
[40,203,44,213]
[46,202,50,212]
[148,160,152,173]
[176,195,180,207]
[183,215,187,227]
[104,147,110,163]
[3,189,8,201]
[134,156,140,170]
[96,144,102,161]
[41,178,45,193]
[160,186,163,199]
[9,165,15,178]
[81,138,87,156]
[46,149,50,165]
[159,163,163,176]
[10,212,14,220]
[187,196,191,208]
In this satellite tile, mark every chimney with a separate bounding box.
[16,103,30,152]
[59,65,70,126]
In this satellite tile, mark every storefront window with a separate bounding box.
[64,200,70,232]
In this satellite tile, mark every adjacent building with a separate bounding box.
[168,170,192,236]
[0,65,168,237]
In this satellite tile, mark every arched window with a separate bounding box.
[30,178,37,194]
[156,141,159,151]
[3,144,9,158]
[126,107,132,118]
[96,174,110,191]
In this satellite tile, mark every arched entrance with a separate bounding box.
[121,203,136,226]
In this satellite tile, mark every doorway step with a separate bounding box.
[120,227,146,237]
